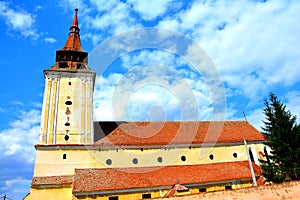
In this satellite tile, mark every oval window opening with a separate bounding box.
[64,135,69,141]
[181,156,186,162]
[157,157,163,163]
[65,101,72,105]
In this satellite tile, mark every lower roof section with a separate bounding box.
[31,175,73,188]
[72,161,261,195]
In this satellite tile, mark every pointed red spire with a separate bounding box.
[48,8,92,71]
[62,8,83,51]
[72,8,78,27]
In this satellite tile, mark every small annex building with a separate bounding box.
[25,9,267,200]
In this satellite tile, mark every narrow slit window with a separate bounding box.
[249,148,255,162]
[142,193,151,199]
[225,185,232,190]
[63,154,67,159]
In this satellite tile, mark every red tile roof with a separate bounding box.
[61,33,83,52]
[61,8,84,52]
[31,175,73,187]
[72,161,261,194]
[94,121,265,146]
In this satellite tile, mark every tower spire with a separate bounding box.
[63,8,82,51]
[48,8,91,71]
[72,8,78,27]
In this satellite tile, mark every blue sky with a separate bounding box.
[0,0,300,199]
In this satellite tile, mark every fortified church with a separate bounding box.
[25,9,267,200]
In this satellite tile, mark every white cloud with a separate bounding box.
[44,37,56,43]
[89,0,119,12]
[0,109,40,163]
[0,177,31,199]
[0,107,40,198]
[121,50,185,71]
[58,0,90,14]
[246,108,265,131]
[127,0,175,21]
[286,91,300,124]
[223,72,269,103]
[157,0,300,106]
[93,52,213,122]
[0,1,38,39]
[245,90,300,131]
[94,3,141,34]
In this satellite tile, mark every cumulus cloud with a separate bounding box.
[121,50,185,71]
[286,91,300,124]
[94,72,212,122]
[44,37,56,43]
[157,0,300,105]
[127,0,175,21]
[93,49,215,122]
[59,0,299,122]
[0,177,31,197]
[246,91,300,131]
[0,108,40,199]
[0,109,40,162]
[0,1,39,39]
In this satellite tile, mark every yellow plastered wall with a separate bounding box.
[40,72,94,145]
[74,189,169,200]
[25,186,72,200]
[33,143,265,176]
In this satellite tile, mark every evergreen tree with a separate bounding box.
[260,93,300,183]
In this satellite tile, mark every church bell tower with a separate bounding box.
[39,8,95,144]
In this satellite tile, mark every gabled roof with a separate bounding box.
[72,161,261,194]
[94,121,265,147]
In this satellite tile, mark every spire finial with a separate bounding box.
[72,8,78,27]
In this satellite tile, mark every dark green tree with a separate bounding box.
[260,93,300,183]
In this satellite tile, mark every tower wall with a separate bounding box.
[39,71,94,144]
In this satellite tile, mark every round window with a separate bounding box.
[132,158,138,164]
[106,159,112,165]
[157,157,163,163]
[181,156,186,162]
